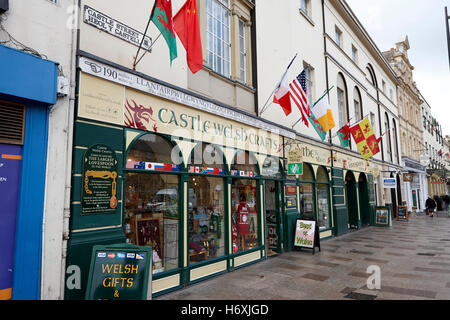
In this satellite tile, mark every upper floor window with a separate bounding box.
[382,80,386,94]
[353,87,362,121]
[206,0,231,78]
[239,19,246,83]
[351,45,358,64]
[300,0,312,17]
[370,112,376,133]
[304,65,314,105]
[335,26,343,48]
[337,73,348,131]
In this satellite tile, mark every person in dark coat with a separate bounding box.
[425,196,437,218]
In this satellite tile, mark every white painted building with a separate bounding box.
[421,93,446,199]
[255,0,402,230]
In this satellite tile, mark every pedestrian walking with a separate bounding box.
[425,196,437,218]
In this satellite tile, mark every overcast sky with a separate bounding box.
[346,0,450,136]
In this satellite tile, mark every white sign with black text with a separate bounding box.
[83,6,152,51]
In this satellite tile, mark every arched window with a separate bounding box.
[124,133,183,275]
[126,132,183,167]
[316,166,330,230]
[366,64,377,88]
[392,119,399,164]
[353,86,363,121]
[299,164,315,221]
[337,73,349,130]
[385,113,392,162]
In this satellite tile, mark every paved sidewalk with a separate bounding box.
[157,212,450,300]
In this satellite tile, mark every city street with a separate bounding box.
[158,213,450,300]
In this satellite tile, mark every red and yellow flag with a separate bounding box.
[349,118,380,160]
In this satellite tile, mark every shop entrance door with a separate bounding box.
[265,180,282,256]
[0,144,23,300]
[345,171,358,229]
[358,173,370,227]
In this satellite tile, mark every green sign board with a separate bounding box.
[81,144,119,215]
[288,163,303,175]
[85,244,152,300]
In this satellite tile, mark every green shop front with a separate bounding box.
[284,142,378,238]
[64,58,298,299]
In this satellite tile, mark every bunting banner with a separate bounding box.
[349,117,380,160]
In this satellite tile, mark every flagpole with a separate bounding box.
[260,53,298,116]
[311,86,334,108]
[292,86,332,129]
[133,17,153,70]
[134,33,162,68]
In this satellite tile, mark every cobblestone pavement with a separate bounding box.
[157,212,450,300]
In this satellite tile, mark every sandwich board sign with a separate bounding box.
[397,205,408,221]
[375,206,390,227]
[85,244,152,300]
[293,219,320,254]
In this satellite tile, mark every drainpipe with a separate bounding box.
[59,0,78,299]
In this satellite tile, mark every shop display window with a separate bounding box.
[188,176,225,264]
[299,164,315,221]
[124,173,179,274]
[232,179,258,252]
[124,133,182,275]
[231,150,259,253]
[316,166,330,229]
[299,183,314,220]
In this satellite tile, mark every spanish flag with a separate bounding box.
[350,117,380,160]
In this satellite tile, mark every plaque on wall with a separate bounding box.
[81,144,119,215]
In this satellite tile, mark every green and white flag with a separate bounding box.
[150,0,178,64]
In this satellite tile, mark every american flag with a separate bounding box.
[289,70,311,127]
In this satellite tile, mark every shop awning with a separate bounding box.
[0,44,58,105]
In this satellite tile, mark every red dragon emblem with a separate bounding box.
[124,99,158,132]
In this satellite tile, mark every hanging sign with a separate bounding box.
[287,148,302,164]
[397,205,408,221]
[375,206,390,227]
[288,163,303,175]
[403,173,414,182]
[293,219,320,254]
[382,178,396,189]
[85,244,152,300]
[81,144,119,215]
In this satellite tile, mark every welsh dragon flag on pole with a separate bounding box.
[150,0,178,64]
